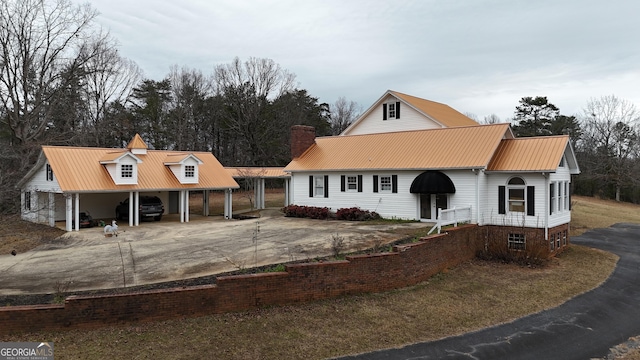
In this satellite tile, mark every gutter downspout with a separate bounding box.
[473,169,481,225]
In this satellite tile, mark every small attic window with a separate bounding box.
[121,164,133,178]
[185,165,195,178]
[382,101,401,120]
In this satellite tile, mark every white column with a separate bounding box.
[48,192,55,227]
[74,193,80,232]
[203,190,209,216]
[224,189,233,219]
[129,191,135,227]
[134,191,140,226]
[185,190,190,223]
[179,190,185,223]
[260,178,266,209]
[65,194,72,231]
[284,178,290,206]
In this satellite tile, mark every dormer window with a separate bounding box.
[185,165,195,178]
[100,151,142,185]
[121,164,133,178]
[164,153,203,184]
[383,101,401,120]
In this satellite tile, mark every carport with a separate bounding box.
[226,167,291,209]
[18,134,239,231]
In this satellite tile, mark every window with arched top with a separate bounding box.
[507,177,526,212]
[499,177,535,216]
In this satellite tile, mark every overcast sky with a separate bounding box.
[88,0,640,121]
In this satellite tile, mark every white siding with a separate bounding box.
[289,170,479,221]
[548,166,572,228]
[483,173,549,228]
[344,95,443,136]
[22,162,62,193]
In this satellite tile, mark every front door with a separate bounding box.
[420,194,448,220]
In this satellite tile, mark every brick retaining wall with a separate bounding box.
[0,225,482,335]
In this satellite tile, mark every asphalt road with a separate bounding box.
[339,223,640,360]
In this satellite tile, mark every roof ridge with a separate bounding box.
[319,123,509,140]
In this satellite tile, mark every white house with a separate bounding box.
[284,90,580,254]
[17,134,239,231]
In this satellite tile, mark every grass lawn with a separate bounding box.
[2,194,640,359]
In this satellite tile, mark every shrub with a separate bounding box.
[335,207,381,221]
[282,205,331,220]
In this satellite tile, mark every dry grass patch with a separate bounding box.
[0,214,65,255]
[3,244,617,360]
[571,195,640,236]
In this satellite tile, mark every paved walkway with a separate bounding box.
[339,223,640,360]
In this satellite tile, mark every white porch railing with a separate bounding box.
[428,205,472,235]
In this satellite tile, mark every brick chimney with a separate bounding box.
[290,125,316,159]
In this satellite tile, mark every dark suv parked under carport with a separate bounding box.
[115,196,164,221]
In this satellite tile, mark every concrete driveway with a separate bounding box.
[0,209,428,295]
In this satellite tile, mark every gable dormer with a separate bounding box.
[127,133,148,155]
[164,154,203,184]
[100,151,143,185]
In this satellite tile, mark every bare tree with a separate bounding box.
[329,97,361,135]
[213,57,296,99]
[83,43,142,145]
[482,114,501,124]
[580,95,640,201]
[0,0,109,145]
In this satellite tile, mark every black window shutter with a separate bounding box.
[527,186,535,216]
[324,175,329,198]
[382,104,387,120]
[357,175,363,192]
[373,175,378,193]
[569,188,572,210]
[392,175,398,193]
[309,176,314,197]
[340,175,345,192]
[498,186,506,214]
[396,102,401,119]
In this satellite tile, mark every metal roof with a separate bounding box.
[284,123,511,171]
[486,136,570,172]
[126,134,148,149]
[390,91,479,128]
[42,146,239,192]
[226,167,290,178]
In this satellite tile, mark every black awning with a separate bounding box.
[410,171,456,194]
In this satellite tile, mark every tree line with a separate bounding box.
[1,0,638,214]
[0,0,359,212]
[492,95,640,203]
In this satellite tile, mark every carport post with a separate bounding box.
[129,191,134,227]
[48,192,55,227]
[224,189,232,219]
[285,178,290,206]
[203,190,209,216]
[134,191,140,226]
[65,194,72,231]
[74,193,80,232]
[185,190,190,222]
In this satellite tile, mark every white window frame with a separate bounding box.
[314,176,325,197]
[46,164,54,181]
[24,191,31,211]
[388,103,396,119]
[564,182,569,211]
[121,164,133,178]
[507,177,526,213]
[550,233,556,251]
[380,176,392,192]
[508,233,525,250]
[185,165,195,178]
[347,176,358,191]
[551,182,558,215]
